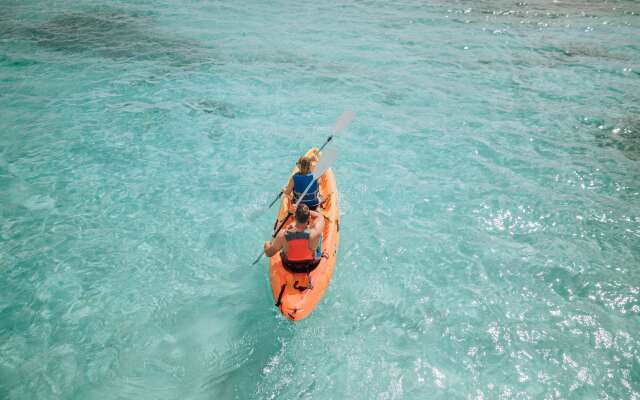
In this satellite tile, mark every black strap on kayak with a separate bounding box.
[275,284,286,307]
[293,280,309,292]
[292,273,314,292]
[307,272,314,290]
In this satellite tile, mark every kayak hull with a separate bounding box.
[268,148,340,321]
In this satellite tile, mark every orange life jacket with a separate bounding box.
[284,226,314,262]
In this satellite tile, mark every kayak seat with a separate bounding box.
[280,251,321,273]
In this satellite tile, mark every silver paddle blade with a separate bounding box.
[248,207,267,222]
[333,111,355,134]
[313,147,337,179]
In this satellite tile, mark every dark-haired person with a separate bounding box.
[283,152,322,210]
[263,204,325,273]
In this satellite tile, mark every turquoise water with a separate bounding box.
[1,0,639,398]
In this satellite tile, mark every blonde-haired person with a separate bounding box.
[283,150,323,210]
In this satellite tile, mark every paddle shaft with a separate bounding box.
[252,155,335,266]
[294,176,317,209]
[318,135,333,152]
[252,158,328,266]
[252,212,292,265]
[258,111,353,215]
[265,135,330,210]
[253,179,319,266]
[268,191,283,209]
[273,212,292,238]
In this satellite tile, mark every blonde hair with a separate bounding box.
[297,156,312,175]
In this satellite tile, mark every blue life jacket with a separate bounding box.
[292,173,320,207]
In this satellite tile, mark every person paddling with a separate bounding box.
[283,151,323,210]
[263,204,325,273]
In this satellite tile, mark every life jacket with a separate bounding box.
[292,173,320,207]
[283,226,321,273]
[284,227,315,262]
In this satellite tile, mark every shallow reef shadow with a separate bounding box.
[19,10,219,67]
[186,100,237,119]
[586,115,640,161]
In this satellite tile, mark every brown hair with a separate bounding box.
[297,156,312,175]
[295,203,310,224]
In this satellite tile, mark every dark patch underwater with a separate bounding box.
[16,10,218,67]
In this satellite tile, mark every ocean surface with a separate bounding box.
[1,0,639,398]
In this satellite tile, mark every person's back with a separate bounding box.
[291,172,320,208]
[263,204,325,268]
[284,153,321,210]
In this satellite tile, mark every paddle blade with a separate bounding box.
[247,207,267,222]
[247,191,283,222]
[313,147,338,179]
[332,111,355,134]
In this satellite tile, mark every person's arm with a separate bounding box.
[308,210,325,245]
[263,231,285,258]
[282,177,294,198]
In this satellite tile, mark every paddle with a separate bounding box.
[251,147,338,266]
[319,111,355,152]
[248,111,354,221]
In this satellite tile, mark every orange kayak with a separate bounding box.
[268,148,340,321]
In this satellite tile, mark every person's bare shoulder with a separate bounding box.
[310,218,324,238]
